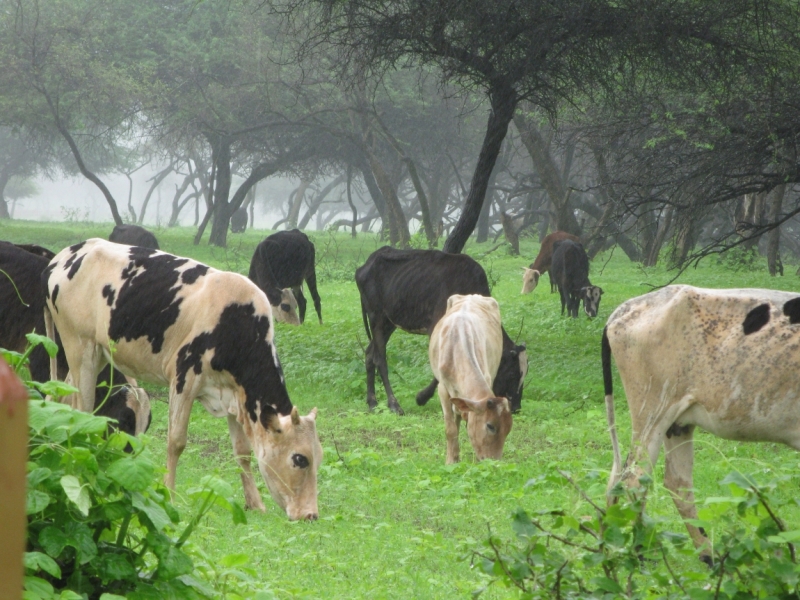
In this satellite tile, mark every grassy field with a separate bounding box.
[4,218,800,598]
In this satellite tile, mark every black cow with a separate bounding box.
[550,240,603,318]
[231,208,248,233]
[0,241,151,438]
[248,229,322,325]
[109,224,160,249]
[355,246,528,415]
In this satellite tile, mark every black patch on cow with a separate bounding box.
[181,264,209,285]
[51,284,59,311]
[783,297,800,324]
[666,423,692,438]
[102,284,116,306]
[108,249,191,354]
[68,241,86,255]
[742,303,770,335]
[66,254,84,280]
[174,302,292,427]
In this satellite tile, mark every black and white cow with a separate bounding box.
[603,285,800,562]
[355,246,528,415]
[109,224,160,250]
[248,229,321,325]
[43,239,322,520]
[551,239,603,318]
[0,241,150,438]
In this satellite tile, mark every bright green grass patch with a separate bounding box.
[4,219,800,598]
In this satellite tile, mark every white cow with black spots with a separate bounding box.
[43,239,322,520]
[603,285,800,562]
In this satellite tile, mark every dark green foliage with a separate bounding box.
[475,469,800,599]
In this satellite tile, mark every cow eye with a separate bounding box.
[292,453,309,468]
[281,303,291,312]
[486,423,497,434]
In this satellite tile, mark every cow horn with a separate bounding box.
[291,406,300,425]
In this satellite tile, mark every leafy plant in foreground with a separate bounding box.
[9,337,270,600]
[472,468,800,599]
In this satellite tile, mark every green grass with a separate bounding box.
[4,218,800,598]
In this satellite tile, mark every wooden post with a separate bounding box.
[0,357,28,600]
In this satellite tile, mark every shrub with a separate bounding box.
[5,336,271,600]
[472,468,800,599]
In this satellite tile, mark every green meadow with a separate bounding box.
[4,219,800,599]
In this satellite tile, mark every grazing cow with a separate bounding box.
[603,285,800,562]
[521,231,581,294]
[109,224,160,250]
[429,295,512,464]
[248,229,321,325]
[43,239,322,519]
[0,241,150,438]
[551,239,603,318]
[355,246,528,415]
[230,208,248,233]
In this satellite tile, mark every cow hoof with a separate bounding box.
[415,390,431,406]
[389,403,404,416]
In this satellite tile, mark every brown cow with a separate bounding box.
[429,294,512,464]
[603,285,800,563]
[521,231,580,294]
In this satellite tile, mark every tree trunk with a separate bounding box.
[501,212,519,255]
[767,185,786,276]
[139,163,174,224]
[208,140,233,247]
[167,170,198,227]
[369,153,410,247]
[346,166,357,238]
[514,111,581,236]
[123,172,137,222]
[0,171,11,219]
[443,84,517,254]
[298,175,345,230]
[44,92,123,225]
[670,218,696,268]
[249,184,256,229]
[644,206,674,267]
[194,155,217,244]
[287,181,310,230]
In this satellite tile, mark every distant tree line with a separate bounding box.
[1,0,799,273]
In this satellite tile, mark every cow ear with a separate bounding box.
[598,287,604,296]
[308,407,318,421]
[451,397,485,414]
[291,406,300,425]
[533,271,539,284]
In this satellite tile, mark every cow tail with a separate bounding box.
[44,304,57,383]
[602,326,622,483]
[360,297,372,341]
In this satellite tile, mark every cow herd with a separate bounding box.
[3,224,800,564]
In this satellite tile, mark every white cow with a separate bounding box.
[43,239,322,520]
[429,294,512,464]
[603,285,800,559]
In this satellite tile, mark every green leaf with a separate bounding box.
[26,333,59,357]
[26,490,52,515]
[591,576,623,593]
[96,553,137,583]
[33,380,79,399]
[23,576,55,598]
[511,508,536,539]
[132,492,172,531]
[24,552,62,578]
[230,501,247,525]
[100,595,129,600]
[61,475,91,516]
[220,553,250,568]
[39,526,69,558]
[107,456,156,492]
[156,545,194,579]
[720,471,757,491]
[65,522,97,565]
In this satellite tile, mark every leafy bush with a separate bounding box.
[472,468,800,599]
[6,337,272,600]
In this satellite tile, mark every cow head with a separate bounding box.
[494,343,528,413]
[272,289,300,325]
[521,268,540,294]
[250,406,322,521]
[450,397,512,460]
[581,286,604,318]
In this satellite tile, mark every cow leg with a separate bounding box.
[416,378,439,406]
[165,384,194,495]
[74,344,103,413]
[226,414,266,511]
[305,271,323,324]
[663,426,710,560]
[438,384,460,464]
[293,286,307,324]
[365,317,403,415]
[548,271,556,293]
[558,287,567,315]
